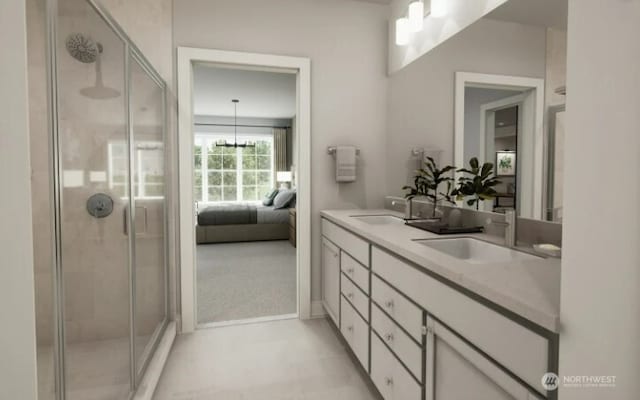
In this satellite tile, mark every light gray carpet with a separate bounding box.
[196,240,296,324]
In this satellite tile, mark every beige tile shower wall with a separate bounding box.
[97,0,179,324]
[26,0,54,346]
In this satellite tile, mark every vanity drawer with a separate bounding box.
[371,333,421,400]
[371,275,423,343]
[340,296,369,371]
[371,303,422,381]
[341,250,370,294]
[322,218,369,265]
[371,246,549,391]
[341,273,369,321]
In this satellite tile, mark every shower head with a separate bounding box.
[65,33,102,63]
[66,33,121,99]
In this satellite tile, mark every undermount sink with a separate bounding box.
[351,215,404,225]
[414,237,541,264]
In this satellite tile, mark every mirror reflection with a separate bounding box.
[455,3,567,222]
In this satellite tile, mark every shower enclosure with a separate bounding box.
[35,0,169,399]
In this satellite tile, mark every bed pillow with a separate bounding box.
[273,189,296,209]
[262,189,280,206]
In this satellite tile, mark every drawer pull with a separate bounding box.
[347,267,355,274]
[347,325,354,332]
[385,377,394,386]
[384,300,394,309]
[384,333,394,342]
[347,292,354,299]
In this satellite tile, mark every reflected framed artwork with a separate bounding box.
[496,151,516,177]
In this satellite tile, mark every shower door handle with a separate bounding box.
[123,205,148,236]
[123,206,129,235]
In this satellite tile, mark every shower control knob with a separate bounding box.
[87,193,114,218]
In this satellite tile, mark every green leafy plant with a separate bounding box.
[451,157,501,210]
[402,157,456,218]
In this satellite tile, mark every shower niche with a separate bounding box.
[34,1,169,399]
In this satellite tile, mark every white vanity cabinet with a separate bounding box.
[321,218,371,327]
[320,216,557,400]
[425,317,541,400]
[321,237,340,325]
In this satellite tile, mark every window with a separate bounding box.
[108,141,165,199]
[195,134,274,203]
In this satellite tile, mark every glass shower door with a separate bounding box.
[55,0,132,398]
[129,53,168,378]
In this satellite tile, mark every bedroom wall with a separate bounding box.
[174,0,390,303]
[386,18,546,196]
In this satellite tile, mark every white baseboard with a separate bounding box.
[133,321,176,400]
[311,300,327,319]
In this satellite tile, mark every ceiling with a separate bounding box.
[486,0,568,29]
[193,65,296,119]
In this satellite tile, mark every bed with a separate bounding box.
[196,202,292,244]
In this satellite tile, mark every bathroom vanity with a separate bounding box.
[320,209,560,400]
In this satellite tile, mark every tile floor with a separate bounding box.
[153,318,382,400]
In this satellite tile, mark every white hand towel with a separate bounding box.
[336,146,356,182]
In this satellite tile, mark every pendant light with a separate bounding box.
[216,99,255,148]
[408,1,424,32]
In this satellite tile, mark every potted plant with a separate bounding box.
[402,157,456,219]
[451,157,501,210]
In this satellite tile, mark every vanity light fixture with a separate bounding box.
[395,17,410,45]
[430,0,447,18]
[408,1,424,32]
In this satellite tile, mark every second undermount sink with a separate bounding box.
[414,237,541,264]
[351,214,404,225]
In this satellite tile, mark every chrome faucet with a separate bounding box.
[405,198,414,220]
[487,209,517,247]
[390,198,414,219]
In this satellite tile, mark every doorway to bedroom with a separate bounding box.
[192,64,298,327]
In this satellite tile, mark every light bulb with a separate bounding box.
[395,17,410,46]
[408,1,424,32]
[430,0,446,18]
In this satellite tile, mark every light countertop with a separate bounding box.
[320,209,561,333]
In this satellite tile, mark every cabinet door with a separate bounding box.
[426,318,541,400]
[322,238,340,325]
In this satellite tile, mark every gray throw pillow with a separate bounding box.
[273,189,296,209]
[262,189,280,206]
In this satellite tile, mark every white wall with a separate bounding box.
[0,0,38,398]
[386,18,546,195]
[173,0,390,302]
[388,0,509,73]
[559,0,640,398]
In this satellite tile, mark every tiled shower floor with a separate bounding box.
[37,335,150,400]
